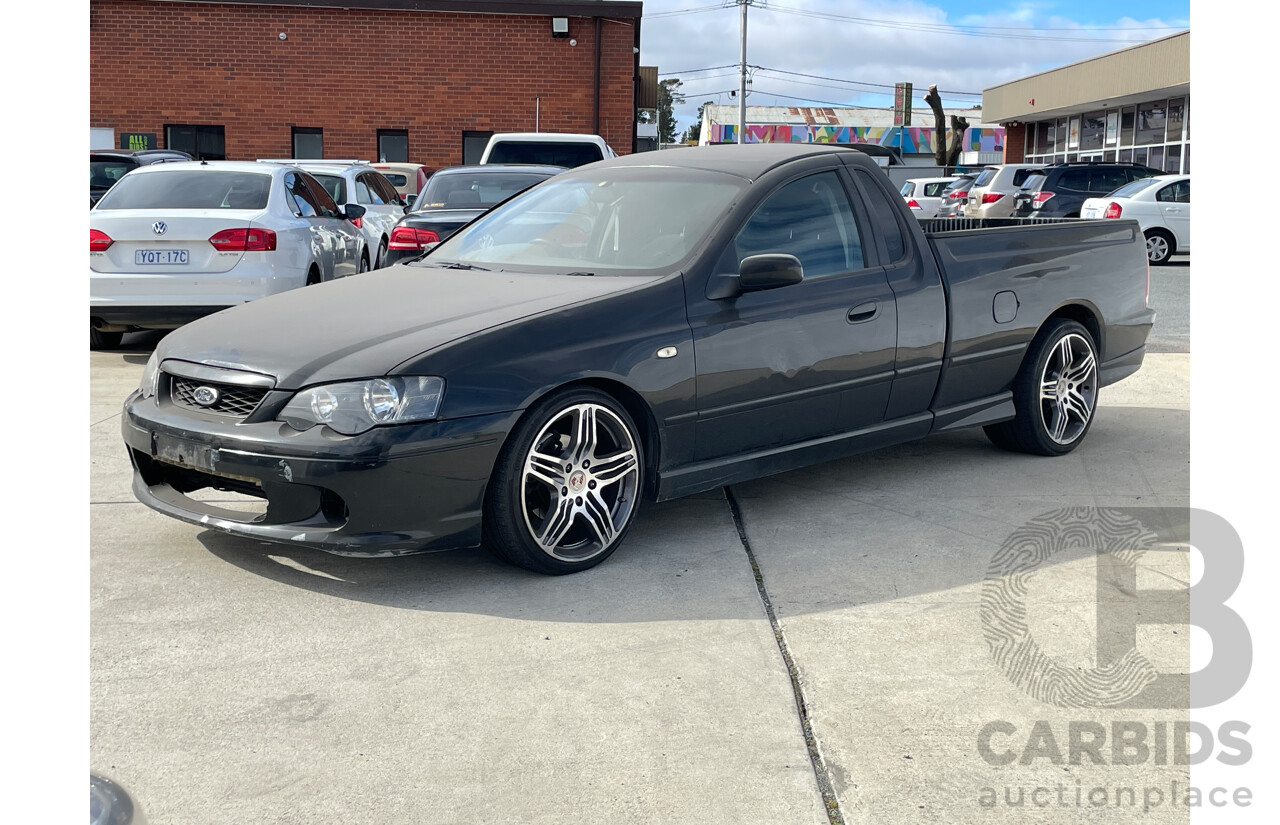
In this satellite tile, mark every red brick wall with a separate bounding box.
[89,1,637,166]
[1002,122,1026,163]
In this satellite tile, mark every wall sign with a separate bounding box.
[120,132,156,151]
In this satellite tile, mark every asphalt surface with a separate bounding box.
[91,264,1191,824]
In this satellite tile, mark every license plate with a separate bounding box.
[154,433,215,473]
[135,249,189,265]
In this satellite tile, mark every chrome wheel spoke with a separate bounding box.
[1065,351,1096,382]
[1040,377,1059,402]
[581,490,617,547]
[571,406,598,463]
[1054,337,1073,373]
[1049,402,1071,441]
[1063,388,1092,423]
[526,451,566,489]
[537,496,576,551]
[591,449,638,486]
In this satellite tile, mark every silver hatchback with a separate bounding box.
[965,164,1044,218]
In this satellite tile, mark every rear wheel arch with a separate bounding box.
[305,264,321,286]
[1044,303,1104,362]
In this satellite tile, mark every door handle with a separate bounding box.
[847,302,879,324]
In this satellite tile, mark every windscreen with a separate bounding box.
[95,171,272,210]
[382,173,409,186]
[973,168,998,186]
[90,159,136,189]
[427,168,746,274]
[486,142,604,168]
[416,171,552,210]
[1109,177,1160,199]
[312,174,347,205]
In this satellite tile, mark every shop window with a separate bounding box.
[1121,108,1136,146]
[1080,111,1105,152]
[378,130,409,163]
[1132,148,1148,166]
[1147,146,1164,171]
[1119,148,1133,163]
[1136,101,1166,146]
[1054,118,1067,152]
[1165,145,1182,174]
[1184,145,1190,173]
[1166,98,1185,143]
[165,124,225,160]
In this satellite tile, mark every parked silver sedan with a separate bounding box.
[293,161,407,269]
[90,161,366,349]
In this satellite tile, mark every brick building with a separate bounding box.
[89,0,643,167]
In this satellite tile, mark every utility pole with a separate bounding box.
[736,0,754,145]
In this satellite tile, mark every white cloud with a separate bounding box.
[639,0,1189,134]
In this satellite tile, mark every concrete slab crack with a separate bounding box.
[725,486,846,825]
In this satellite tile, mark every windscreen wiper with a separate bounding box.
[434,261,490,271]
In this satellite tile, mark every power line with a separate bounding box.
[765,2,1186,32]
[658,64,739,76]
[755,67,983,97]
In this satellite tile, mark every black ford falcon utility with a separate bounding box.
[121,145,1155,574]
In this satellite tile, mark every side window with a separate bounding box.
[854,170,906,263]
[1089,168,1128,193]
[1058,169,1090,191]
[284,172,319,218]
[375,174,401,204]
[301,173,340,217]
[1011,168,1039,187]
[734,171,864,279]
[354,176,374,205]
[899,182,914,197]
[1156,182,1190,203]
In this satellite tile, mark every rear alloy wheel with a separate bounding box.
[985,319,1099,456]
[1145,228,1174,265]
[90,327,123,351]
[375,238,388,269]
[358,253,370,274]
[484,389,643,574]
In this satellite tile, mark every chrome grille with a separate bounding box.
[170,376,267,418]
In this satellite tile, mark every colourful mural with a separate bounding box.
[708,124,1004,154]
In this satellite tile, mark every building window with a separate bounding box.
[1166,98,1185,143]
[1054,118,1067,152]
[1164,145,1182,173]
[292,127,324,159]
[1136,102,1165,146]
[165,125,225,160]
[462,130,494,165]
[1080,111,1105,152]
[1122,107,1136,146]
[378,130,409,163]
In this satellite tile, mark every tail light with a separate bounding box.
[906,199,921,209]
[350,217,363,229]
[208,227,278,251]
[388,226,440,250]
[1033,191,1055,206]
[90,229,113,252]
[981,193,1004,205]
[948,191,966,200]
[1103,201,1123,219]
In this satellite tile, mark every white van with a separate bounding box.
[479,133,617,168]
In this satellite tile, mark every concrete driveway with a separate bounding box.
[91,272,1189,824]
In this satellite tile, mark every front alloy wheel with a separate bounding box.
[485,390,643,574]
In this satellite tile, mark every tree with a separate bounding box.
[658,78,685,145]
[682,100,712,144]
[923,84,971,171]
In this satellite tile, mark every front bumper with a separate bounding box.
[122,389,520,556]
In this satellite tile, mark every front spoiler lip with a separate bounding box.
[122,394,518,557]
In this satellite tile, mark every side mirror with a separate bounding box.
[739,253,804,292]
[343,203,367,221]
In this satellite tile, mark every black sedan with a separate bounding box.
[382,164,564,265]
[121,145,1149,575]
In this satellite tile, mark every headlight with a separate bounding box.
[139,351,160,399]
[278,376,445,435]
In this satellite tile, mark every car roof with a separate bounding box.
[126,160,288,176]
[588,143,885,181]
[431,164,566,176]
[487,132,605,143]
[294,162,382,176]
[905,176,957,184]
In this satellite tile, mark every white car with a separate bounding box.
[1080,174,1190,265]
[294,161,407,269]
[478,132,617,168]
[965,163,1044,218]
[899,176,958,219]
[90,161,366,349]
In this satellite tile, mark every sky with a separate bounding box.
[637,0,1192,136]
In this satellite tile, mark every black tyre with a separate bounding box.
[1144,228,1175,265]
[984,319,1099,456]
[483,388,644,575]
[305,266,321,286]
[375,238,388,269]
[358,252,370,274]
[90,327,123,350]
